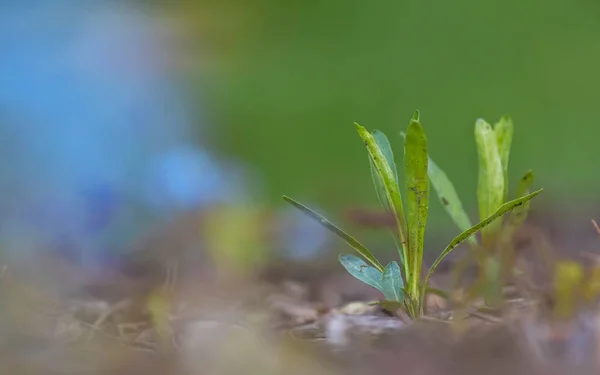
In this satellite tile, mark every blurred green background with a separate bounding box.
[163,0,600,231]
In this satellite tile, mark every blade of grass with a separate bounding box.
[428,157,477,246]
[494,116,514,202]
[356,123,409,272]
[283,195,384,272]
[404,118,429,298]
[411,109,420,122]
[509,170,534,227]
[339,254,384,293]
[515,170,534,199]
[382,261,403,301]
[368,130,405,266]
[420,188,543,309]
[475,119,505,237]
[369,130,399,209]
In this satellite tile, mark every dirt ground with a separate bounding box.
[1,205,600,375]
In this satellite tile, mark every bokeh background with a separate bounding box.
[167,0,600,208]
[2,0,600,265]
[3,0,600,266]
[161,0,600,239]
[1,1,600,374]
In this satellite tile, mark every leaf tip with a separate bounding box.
[412,109,420,122]
[475,118,491,129]
[500,114,513,124]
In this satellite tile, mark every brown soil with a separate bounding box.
[1,205,600,375]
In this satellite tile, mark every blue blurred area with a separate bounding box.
[0,1,331,271]
[0,2,250,268]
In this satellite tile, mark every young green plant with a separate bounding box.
[283,111,542,317]
[423,116,534,247]
[421,116,536,304]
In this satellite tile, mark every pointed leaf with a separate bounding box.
[475,119,505,235]
[502,170,535,242]
[494,116,514,202]
[283,195,384,272]
[515,170,534,199]
[421,188,543,306]
[404,119,429,296]
[356,123,409,269]
[400,131,474,246]
[412,109,420,122]
[510,170,534,226]
[368,131,405,266]
[373,130,399,184]
[382,261,404,301]
[339,254,384,292]
[368,130,398,210]
[427,156,477,246]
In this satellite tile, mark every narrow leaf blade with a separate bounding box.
[339,254,384,293]
[475,119,505,233]
[494,116,514,202]
[373,130,399,184]
[515,170,534,199]
[283,195,384,272]
[421,188,543,304]
[427,156,477,245]
[356,124,409,269]
[382,261,404,301]
[368,131,405,266]
[508,170,535,229]
[404,119,429,296]
[401,131,474,245]
[412,109,420,122]
[368,130,398,210]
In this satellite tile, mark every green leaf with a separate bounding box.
[401,130,474,247]
[507,170,535,231]
[475,119,505,235]
[368,131,405,265]
[515,170,534,199]
[404,118,429,298]
[389,233,406,269]
[412,109,420,122]
[373,130,399,184]
[339,254,384,292]
[421,188,543,308]
[283,195,384,272]
[356,123,409,269]
[382,261,404,301]
[369,131,404,265]
[494,116,514,202]
[368,130,398,209]
[427,156,477,246]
